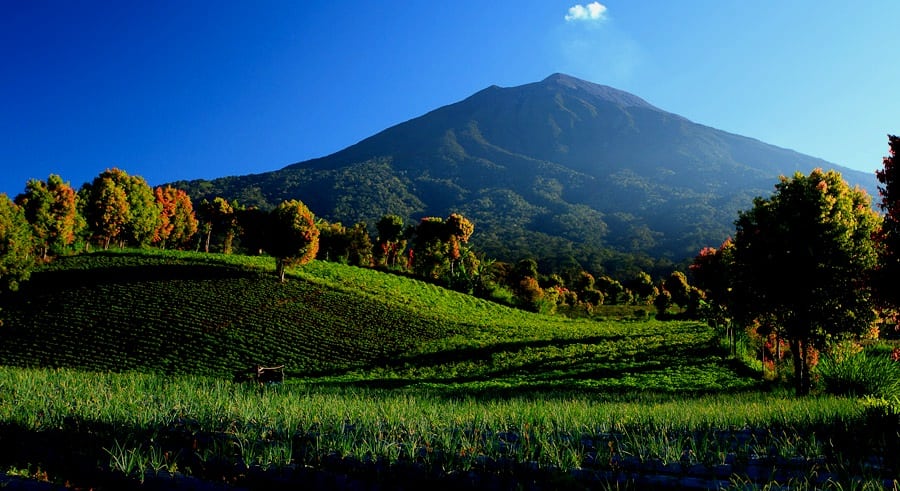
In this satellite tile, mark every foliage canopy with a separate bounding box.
[732,169,880,394]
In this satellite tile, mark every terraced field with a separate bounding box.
[0,251,458,376]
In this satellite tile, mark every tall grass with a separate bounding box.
[817,351,900,398]
[1,367,883,487]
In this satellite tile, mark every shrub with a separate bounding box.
[816,351,900,398]
[861,396,900,433]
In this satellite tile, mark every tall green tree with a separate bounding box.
[346,222,374,267]
[196,197,238,253]
[732,169,880,395]
[81,169,161,248]
[663,271,691,308]
[316,220,372,266]
[268,200,320,282]
[624,271,657,304]
[411,214,477,283]
[15,174,80,259]
[875,135,900,312]
[119,172,161,247]
[0,194,34,293]
[81,173,129,249]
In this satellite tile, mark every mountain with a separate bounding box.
[173,73,878,274]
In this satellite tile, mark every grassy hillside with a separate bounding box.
[0,249,758,396]
[2,250,897,489]
[0,250,461,377]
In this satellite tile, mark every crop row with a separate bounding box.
[0,251,468,377]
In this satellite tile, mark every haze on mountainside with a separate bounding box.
[174,73,877,273]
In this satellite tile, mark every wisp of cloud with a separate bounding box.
[565,2,608,22]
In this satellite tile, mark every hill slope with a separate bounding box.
[0,250,759,394]
[174,74,878,271]
[0,251,460,376]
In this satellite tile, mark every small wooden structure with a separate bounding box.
[234,364,285,384]
[255,364,285,384]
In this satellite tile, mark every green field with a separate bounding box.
[0,250,896,489]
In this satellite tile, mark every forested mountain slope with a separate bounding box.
[174,74,877,272]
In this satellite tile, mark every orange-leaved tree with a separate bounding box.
[153,186,199,250]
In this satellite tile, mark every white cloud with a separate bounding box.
[565,2,608,22]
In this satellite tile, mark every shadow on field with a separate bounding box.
[302,333,765,399]
[23,262,263,294]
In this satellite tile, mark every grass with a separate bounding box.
[0,367,882,486]
[0,249,758,397]
[0,248,896,488]
[817,349,900,398]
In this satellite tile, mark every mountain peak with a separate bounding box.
[176,73,876,270]
[539,73,658,110]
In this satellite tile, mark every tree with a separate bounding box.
[0,194,34,293]
[412,215,457,279]
[654,289,672,317]
[663,271,691,308]
[14,174,80,259]
[624,271,656,304]
[732,169,880,395]
[119,172,161,247]
[874,135,900,311]
[153,186,198,249]
[235,207,270,255]
[268,200,319,282]
[512,258,539,283]
[346,222,374,267]
[196,197,237,253]
[375,214,407,268]
[316,220,373,266]
[690,238,737,350]
[81,174,129,249]
[595,275,625,305]
[316,219,351,262]
[81,169,161,248]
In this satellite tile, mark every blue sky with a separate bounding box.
[3,1,898,197]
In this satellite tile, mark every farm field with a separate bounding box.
[0,250,897,489]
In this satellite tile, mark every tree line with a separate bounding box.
[688,135,900,395]
[0,167,686,314]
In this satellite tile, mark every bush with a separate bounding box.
[861,396,900,433]
[816,351,900,398]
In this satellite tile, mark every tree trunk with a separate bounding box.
[790,338,811,396]
[800,340,811,395]
[276,257,286,283]
[730,322,736,357]
[224,231,234,255]
[204,228,211,253]
[771,332,781,378]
